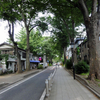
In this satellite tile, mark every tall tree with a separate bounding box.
[16,28,43,56]
[47,0,100,80]
[40,37,57,64]
[0,0,22,73]
[47,16,70,64]
[66,0,100,80]
[16,1,48,71]
[47,1,83,66]
[0,0,48,71]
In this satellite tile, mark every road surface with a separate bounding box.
[0,67,55,100]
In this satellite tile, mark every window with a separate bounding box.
[84,55,87,61]
[22,52,26,58]
[10,62,12,66]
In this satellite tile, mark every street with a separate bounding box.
[0,67,55,100]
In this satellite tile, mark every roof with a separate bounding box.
[0,42,13,47]
[30,60,40,63]
[74,37,84,44]
[0,42,26,51]
[0,42,34,54]
[7,59,17,62]
[78,40,88,47]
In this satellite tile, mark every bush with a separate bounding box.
[62,58,64,65]
[49,63,52,66]
[37,64,43,69]
[7,70,13,74]
[75,61,89,74]
[65,58,73,69]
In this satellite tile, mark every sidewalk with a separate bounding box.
[0,69,42,89]
[47,66,99,100]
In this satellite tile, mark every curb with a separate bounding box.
[23,71,40,78]
[39,89,46,100]
[76,74,100,98]
[66,69,100,99]
[39,67,57,100]
[0,70,43,90]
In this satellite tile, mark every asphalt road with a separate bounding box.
[0,67,55,100]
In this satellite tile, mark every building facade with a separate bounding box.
[0,42,37,73]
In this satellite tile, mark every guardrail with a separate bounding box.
[39,67,57,100]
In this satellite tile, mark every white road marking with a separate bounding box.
[0,68,49,95]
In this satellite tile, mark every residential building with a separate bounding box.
[0,42,40,73]
[78,40,89,63]
[66,37,84,60]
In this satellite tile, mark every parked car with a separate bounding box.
[0,66,3,75]
[39,62,48,68]
[39,63,43,66]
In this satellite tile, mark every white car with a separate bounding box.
[39,63,43,66]
[39,62,48,68]
[0,66,3,74]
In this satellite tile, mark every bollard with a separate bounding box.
[45,79,49,97]
[50,73,53,87]
[54,70,56,75]
[48,77,51,91]
[51,74,54,86]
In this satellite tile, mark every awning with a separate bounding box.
[30,60,40,63]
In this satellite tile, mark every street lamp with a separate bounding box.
[70,42,75,79]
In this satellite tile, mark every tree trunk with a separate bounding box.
[77,0,100,80]
[70,38,74,65]
[74,49,77,65]
[87,14,100,80]
[63,47,67,65]
[14,44,22,73]
[8,21,22,73]
[26,30,30,71]
[80,41,83,60]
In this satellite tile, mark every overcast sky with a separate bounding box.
[0,12,52,44]
[0,20,22,44]
[0,12,86,44]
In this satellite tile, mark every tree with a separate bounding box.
[16,28,43,56]
[46,0,100,80]
[1,0,48,71]
[40,37,57,64]
[46,16,71,64]
[16,29,57,64]
[16,1,48,71]
[46,1,84,66]
[65,0,100,80]
[0,0,22,73]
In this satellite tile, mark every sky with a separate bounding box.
[0,12,86,44]
[0,12,52,44]
[0,20,21,44]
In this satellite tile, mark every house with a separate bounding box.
[30,56,40,69]
[78,40,89,63]
[74,37,84,49]
[0,42,14,55]
[66,45,72,59]
[0,42,40,73]
[66,37,84,60]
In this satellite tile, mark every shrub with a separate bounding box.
[49,63,52,66]
[7,70,13,74]
[76,47,80,55]
[62,58,64,65]
[75,60,89,74]
[65,58,73,69]
[37,64,43,69]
